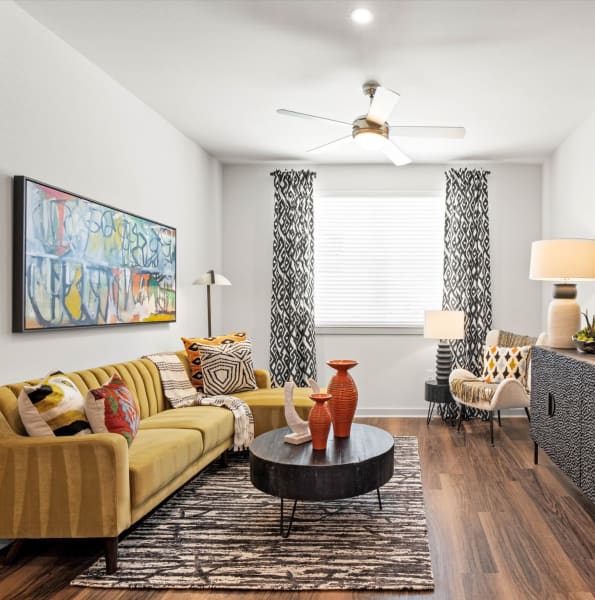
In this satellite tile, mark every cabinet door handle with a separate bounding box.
[548,392,556,417]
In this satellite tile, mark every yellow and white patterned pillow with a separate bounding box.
[18,373,91,437]
[482,345,531,387]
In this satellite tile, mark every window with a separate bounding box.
[314,193,444,329]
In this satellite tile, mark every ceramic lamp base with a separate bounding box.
[548,284,580,349]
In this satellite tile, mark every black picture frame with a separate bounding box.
[13,176,177,332]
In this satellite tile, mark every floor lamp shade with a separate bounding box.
[530,239,595,348]
[192,270,231,337]
[424,310,465,385]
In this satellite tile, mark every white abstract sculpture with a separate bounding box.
[283,379,320,444]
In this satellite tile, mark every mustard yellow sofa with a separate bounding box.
[0,352,313,572]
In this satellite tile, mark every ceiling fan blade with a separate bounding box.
[277,109,351,127]
[390,125,466,139]
[380,137,411,166]
[307,135,353,154]
[366,87,400,125]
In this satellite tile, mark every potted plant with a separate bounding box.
[573,310,595,353]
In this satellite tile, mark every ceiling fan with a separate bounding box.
[277,80,465,166]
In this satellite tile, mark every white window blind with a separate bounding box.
[314,194,444,328]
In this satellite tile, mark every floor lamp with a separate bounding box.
[193,270,231,337]
[424,310,465,384]
[530,239,595,348]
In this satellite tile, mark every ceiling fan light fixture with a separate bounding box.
[350,8,373,25]
[353,130,385,151]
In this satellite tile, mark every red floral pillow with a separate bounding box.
[85,374,140,446]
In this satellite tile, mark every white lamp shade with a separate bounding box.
[529,239,595,281]
[424,310,465,340]
[192,271,231,286]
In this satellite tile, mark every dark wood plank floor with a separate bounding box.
[1,417,594,600]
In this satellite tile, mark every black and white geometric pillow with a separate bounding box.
[196,341,258,396]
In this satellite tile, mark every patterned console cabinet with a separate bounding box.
[531,346,595,503]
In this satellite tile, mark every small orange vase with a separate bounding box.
[327,360,358,438]
[308,393,332,451]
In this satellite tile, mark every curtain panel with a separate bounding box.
[443,168,493,377]
[268,169,317,387]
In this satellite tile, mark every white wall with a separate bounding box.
[542,109,595,315]
[0,2,222,382]
[222,163,542,415]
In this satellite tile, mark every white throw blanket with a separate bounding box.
[144,352,254,451]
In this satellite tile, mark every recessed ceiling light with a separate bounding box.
[351,8,373,25]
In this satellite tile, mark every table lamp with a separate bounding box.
[192,270,231,337]
[529,239,595,348]
[424,310,465,384]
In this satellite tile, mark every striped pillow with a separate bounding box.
[18,373,91,437]
[197,340,258,396]
[182,331,247,392]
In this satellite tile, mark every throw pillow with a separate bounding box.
[18,373,91,437]
[197,340,258,396]
[482,345,531,386]
[182,331,247,392]
[85,373,140,446]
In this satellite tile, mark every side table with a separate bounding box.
[425,380,457,425]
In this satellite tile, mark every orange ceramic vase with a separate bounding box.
[327,360,358,438]
[308,393,332,450]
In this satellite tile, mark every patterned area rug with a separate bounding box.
[72,436,434,591]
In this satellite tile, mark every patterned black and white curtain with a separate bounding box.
[443,168,493,376]
[268,169,317,387]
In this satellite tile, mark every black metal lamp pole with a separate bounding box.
[206,269,215,337]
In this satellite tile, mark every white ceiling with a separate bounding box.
[17,0,595,165]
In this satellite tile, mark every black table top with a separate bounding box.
[249,423,394,466]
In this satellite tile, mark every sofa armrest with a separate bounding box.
[254,369,271,389]
[0,433,131,539]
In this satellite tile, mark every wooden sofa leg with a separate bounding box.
[104,537,118,574]
[4,539,25,565]
[220,450,229,468]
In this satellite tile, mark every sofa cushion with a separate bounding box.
[128,428,204,508]
[139,406,234,453]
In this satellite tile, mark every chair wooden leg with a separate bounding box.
[103,537,118,574]
[490,411,495,447]
[4,539,25,565]
[497,410,502,427]
[534,441,538,464]
[524,407,531,422]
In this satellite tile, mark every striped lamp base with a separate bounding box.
[435,342,453,385]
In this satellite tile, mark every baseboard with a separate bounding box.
[355,407,528,418]
[355,408,427,417]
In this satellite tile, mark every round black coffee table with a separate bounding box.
[249,423,394,537]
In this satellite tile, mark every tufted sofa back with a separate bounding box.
[0,358,167,438]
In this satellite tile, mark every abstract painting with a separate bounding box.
[13,176,176,332]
